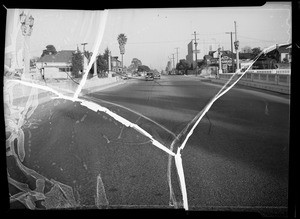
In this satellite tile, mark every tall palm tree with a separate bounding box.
[117,33,127,71]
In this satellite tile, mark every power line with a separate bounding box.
[238,35,278,43]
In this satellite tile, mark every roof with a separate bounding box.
[203,55,213,59]
[277,44,291,53]
[111,56,121,62]
[37,50,75,63]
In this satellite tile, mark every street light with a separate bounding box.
[19,11,34,79]
[19,11,34,36]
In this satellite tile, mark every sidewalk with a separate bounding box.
[202,77,290,95]
[4,77,126,107]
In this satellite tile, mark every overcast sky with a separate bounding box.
[5,2,291,71]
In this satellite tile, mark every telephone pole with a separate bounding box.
[171,53,175,71]
[168,54,175,74]
[225,31,234,72]
[81,43,88,74]
[192,31,200,76]
[234,21,240,71]
[175,47,180,66]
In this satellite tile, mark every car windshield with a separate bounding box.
[4,4,292,217]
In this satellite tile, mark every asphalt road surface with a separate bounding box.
[86,75,290,215]
[7,75,290,216]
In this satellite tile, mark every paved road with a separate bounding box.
[86,75,290,215]
[7,75,290,216]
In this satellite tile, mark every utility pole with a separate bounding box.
[234,21,240,71]
[168,56,172,74]
[168,54,175,73]
[108,50,111,72]
[175,47,180,66]
[192,31,199,76]
[225,31,235,72]
[94,54,97,76]
[81,43,88,74]
[218,47,222,77]
[171,53,175,73]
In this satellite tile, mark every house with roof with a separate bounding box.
[36,50,75,79]
[111,56,122,73]
[251,44,291,69]
[277,44,291,62]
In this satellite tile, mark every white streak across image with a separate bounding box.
[4,5,291,213]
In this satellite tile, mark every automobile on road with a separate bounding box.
[154,73,161,79]
[145,72,154,81]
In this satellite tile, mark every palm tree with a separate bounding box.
[117,33,127,71]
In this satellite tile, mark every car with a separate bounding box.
[154,73,161,79]
[145,72,154,81]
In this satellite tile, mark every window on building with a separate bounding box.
[59,67,71,72]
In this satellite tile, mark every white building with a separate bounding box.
[36,50,75,79]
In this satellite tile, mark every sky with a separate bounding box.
[5,2,291,71]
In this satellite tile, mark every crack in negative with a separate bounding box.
[5,8,283,210]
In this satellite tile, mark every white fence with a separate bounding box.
[218,70,290,94]
[246,69,291,74]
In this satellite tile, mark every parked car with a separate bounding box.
[145,72,154,81]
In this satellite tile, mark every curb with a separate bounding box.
[80,80,126,95]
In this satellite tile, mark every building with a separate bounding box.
[252,44,291,69]
[186,41,194,67]
[186,40,202,69]
[111,56,122,73]
[277,44,291,63]
[36,50,75,79]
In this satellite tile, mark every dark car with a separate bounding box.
[145,72,154,81]
[154,73,161,79]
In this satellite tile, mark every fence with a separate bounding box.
[246,69,291,74]
[218,70,290,94]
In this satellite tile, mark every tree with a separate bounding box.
[127,58,142,73]
[71,52,83,78]
[138,65,150,72]
[30,56,39,67]
[176,59,190,74]
[251,47,262,58]
[103,47,110,62]
[197,60,206,69]
[166,60,172,73]
[117,33,128,69]
[96,55,108,75]
[241,46,252,53]
[41,45,57,57]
